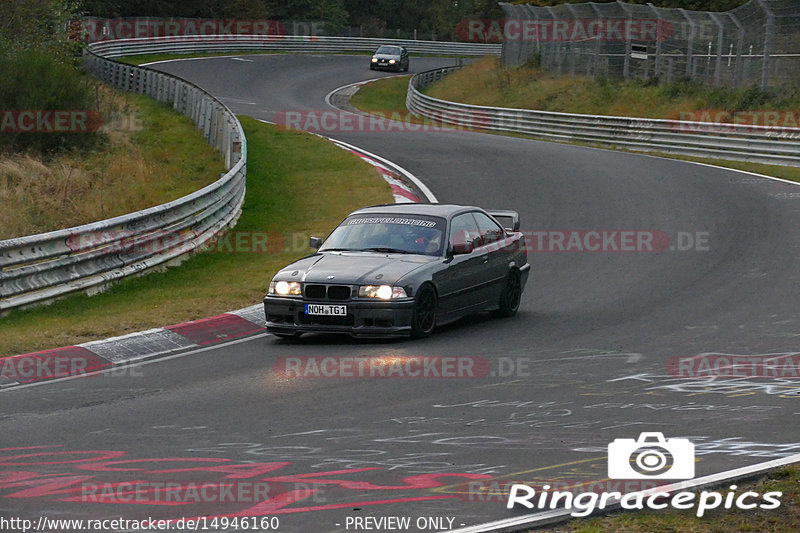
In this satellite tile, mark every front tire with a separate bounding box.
[492,269,521,318]
[410,285,437,338]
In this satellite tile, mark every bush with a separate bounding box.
[0,48,101,154]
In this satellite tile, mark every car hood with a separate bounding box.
[276,252,435,286]
[373,53,401,60]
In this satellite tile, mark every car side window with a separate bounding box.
[472,212,505,247]
[449,213,481,250]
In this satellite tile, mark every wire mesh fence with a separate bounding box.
[499,0,800,88]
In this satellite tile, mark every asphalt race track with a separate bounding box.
[2,54,800,532]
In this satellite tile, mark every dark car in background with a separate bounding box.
[264,204,529,339]
[370,45,409,72]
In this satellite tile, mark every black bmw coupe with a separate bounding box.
[264,204,529,339]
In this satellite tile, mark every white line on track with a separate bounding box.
[140,55,244,66]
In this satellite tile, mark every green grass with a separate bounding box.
[532,466,800,533]
[350,75,412,114]
[425,57,800,119]
[350,69,800,184]
[0,116,391,356]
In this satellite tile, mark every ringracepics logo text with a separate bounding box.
[507,433,782,517]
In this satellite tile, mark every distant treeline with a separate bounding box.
[79,0,505,40]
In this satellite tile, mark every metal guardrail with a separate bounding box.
[0,42,247,313]
[407,66,800,167]
[87,35,501,59]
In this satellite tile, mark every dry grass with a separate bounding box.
[0,85,223,239]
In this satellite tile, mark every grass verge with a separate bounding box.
[351,73,800,183]
[0,116,391,356]
[425,57,800,119]
[350,75,412,114]
[531,465,800,533]
[0,87,225,239]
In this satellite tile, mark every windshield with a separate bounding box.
[375,46,402,55]
[319,215,445,256]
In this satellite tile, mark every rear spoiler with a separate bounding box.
[487,210,520,232]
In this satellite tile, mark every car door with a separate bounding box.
[471,211,512,305]
[434,212,486,319]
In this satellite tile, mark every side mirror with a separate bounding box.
[451,240,474,255]
[309,237,323,250]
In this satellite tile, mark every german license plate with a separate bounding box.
[305,304,347,316]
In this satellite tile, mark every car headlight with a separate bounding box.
[269,280,302,296]
[358,285,408,299]
[371,57,378,62]
[388,59,396,64]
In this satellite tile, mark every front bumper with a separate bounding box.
[371,60,402,71]
[264,295,415,337]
